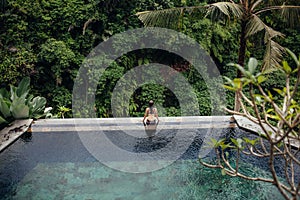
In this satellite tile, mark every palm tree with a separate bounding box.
[136,0,300,111]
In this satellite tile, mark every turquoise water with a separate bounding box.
[0,130,283,200]
[5,160,282,200]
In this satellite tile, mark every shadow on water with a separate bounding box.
[19,132,32,143]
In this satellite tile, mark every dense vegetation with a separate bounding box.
[1,0,300,118]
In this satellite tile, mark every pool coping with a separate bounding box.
[233,115,300,149]
[0,119,33,153]
[31,116,236,132]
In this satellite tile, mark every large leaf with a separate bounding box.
[0,99,11,118]
[10,98,29,119]
[0,88,10,99]
[0,116,8,125]
[29,96,47,118]
[10,85,18,102]
[248,57,258,74]
[16,77,30,98]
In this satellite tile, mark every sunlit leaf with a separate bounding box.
[257,75,267,84]
[273,88,284,96]
[223,85,237,91]
[267,90,273,99]
[243,137,258,146]
[266,114,280,120]
[282,61,291,74]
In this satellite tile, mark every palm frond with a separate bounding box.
[250,0,263,11]
[246,14,284,40]
[136,2,244,28]
[281,5,300,27]
[136,9,182,28]
[136,6,206,28]
[245,14,265,37]
[264,26,284,42]
[254,4,300,26]
[262,40,285,71]
[206,2,244,21]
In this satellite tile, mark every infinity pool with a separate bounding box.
[0,124,283,200]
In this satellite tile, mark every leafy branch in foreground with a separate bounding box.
[200,50,300,200]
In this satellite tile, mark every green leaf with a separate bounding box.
[0,88,10,99]
[266,108,274,113]
[0,116,8,125]
[220,143,233,150]
[223,85,236,91]
[245,71,252,78]
[257,75,267,84]
[231,138,243,149]
[233,78,242,89]
[138,58,143,66]
[243,137,258,146]
[221,168,226,176]
[248,57,258,74]
[276,141,284,148]
[0,99,11,118]
[225,152,229,159]
[16,77,30,98]
[234,64,247,76]
[267,90,273,99]
[286,48,299,67]
[282,61,292,74]
[273,88,284,96]
[292,68,299,74]
[266,113,280,120]
[10,86,18,102]
[11,104,29,119]
[10,98,29,119]
[29,96,47,118]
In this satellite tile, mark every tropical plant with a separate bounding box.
[136,0,300,111]
[200,50,300,200]
[0,77,51,128]
[56,106,71,119]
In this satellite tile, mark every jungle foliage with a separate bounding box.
[1,0,300,118]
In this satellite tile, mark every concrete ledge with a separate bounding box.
[31,116,235,132]
[233,115,299,148]
[0,119,33,152]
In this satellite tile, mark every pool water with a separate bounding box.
[0,129,283,200]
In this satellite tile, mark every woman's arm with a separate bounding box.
[154,108,159,123]
[143,108,149,125]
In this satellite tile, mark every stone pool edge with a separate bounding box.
[0,119,33,153]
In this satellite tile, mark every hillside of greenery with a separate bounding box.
[1,0,300,118]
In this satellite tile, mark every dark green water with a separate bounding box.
[0,130,283,200]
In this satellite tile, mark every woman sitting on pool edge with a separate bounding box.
[143,100,159,130]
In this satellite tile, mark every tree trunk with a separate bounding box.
[234,19,247,112]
